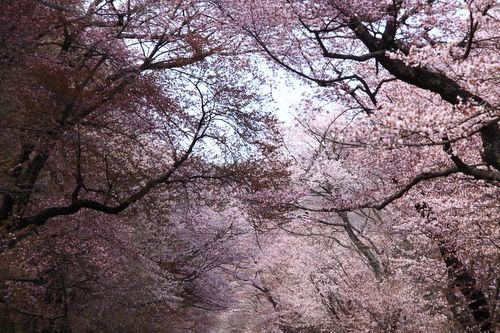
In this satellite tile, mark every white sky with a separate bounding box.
[271,80,304,123]
[261,65,315,125]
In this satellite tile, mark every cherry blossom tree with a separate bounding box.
[0,0,282,238]
[223,113,497,332]
[0,0,286,331]
[1,1,498,332]
[214,0,499,331]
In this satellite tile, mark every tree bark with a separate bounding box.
[339,212,383,278]
[0,146,48,228]
[438,240,493,332]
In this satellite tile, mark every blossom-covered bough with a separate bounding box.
[218,0,499,331]
[234,0,499,184]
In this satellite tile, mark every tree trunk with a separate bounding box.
[1,145,48,229]
[438,240,493,332]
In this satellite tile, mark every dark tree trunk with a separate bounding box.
[438,240,493,332]
[0,145,48,228]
